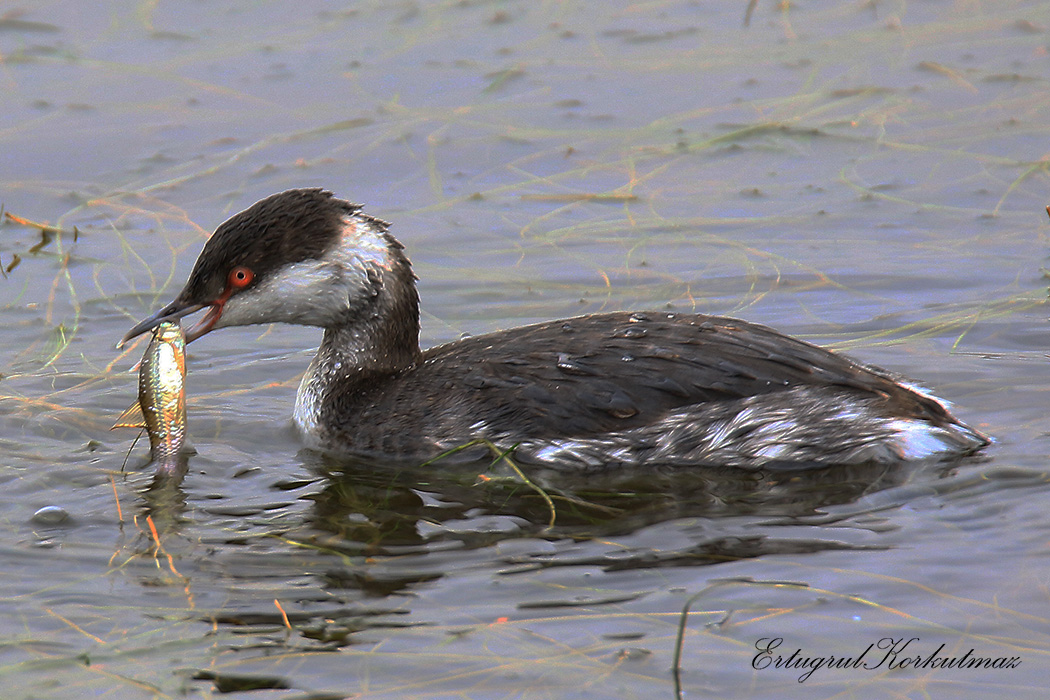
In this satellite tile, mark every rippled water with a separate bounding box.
[3,1,1050,698]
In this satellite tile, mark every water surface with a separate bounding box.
[2,1,1050,698]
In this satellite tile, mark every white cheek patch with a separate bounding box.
[216,259,359,328]
[216,217,395,330]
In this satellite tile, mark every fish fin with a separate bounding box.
[111,401,146,429]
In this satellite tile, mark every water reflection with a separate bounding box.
[139,460,190,524]
[114,449,984,659]
[299,452,968,562]
[125,441,983,576]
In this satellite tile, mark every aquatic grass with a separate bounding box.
[0,5,1039,421]
[0,0,1041,460]
[672,576,811,700]
[665,570,1050,699]
[421,438,558,529]
[830,289,1047,354]
[0,1,1048,697]
[4,561,1045,699]
[0,213,80,368]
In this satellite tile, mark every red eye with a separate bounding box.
[228,266,254,289]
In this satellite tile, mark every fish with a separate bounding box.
[112,321,188,474]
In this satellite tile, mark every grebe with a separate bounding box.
[120,189,989,471]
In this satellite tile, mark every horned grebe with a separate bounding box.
[120,189,989,471]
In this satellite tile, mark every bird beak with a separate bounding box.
[118,300,206,348]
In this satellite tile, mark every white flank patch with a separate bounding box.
[531,442,568,463]
[887,419,951,460]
